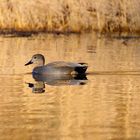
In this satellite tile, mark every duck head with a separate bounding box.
[25,54,45,66]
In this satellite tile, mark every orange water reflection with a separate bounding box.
[0,33,139,140]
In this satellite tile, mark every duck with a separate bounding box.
[25,54,88,75]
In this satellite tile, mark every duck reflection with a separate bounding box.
[27,81,45,93]
[27,74,88,93]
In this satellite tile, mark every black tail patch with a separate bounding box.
[75,63,88,74]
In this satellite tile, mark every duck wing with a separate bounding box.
[46,61,88,74]
[46,61,88,68]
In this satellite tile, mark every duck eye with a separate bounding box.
[34,57,37,59]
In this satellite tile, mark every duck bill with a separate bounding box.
[25,60,33,66]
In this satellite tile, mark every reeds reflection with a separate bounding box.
[0,33,139,139]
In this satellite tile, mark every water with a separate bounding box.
[0,33,140,140]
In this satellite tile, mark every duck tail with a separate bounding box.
[75,63,88,74]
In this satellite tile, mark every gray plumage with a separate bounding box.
[25,54,88,75]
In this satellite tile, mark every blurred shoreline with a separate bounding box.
[0,0,140,35]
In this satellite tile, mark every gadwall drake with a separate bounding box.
[25,54,88,75]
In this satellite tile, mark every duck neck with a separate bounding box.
[36,60,45,67]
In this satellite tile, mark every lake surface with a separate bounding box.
[0,33,140,140]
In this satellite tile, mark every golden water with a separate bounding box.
[0,33,140,140]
